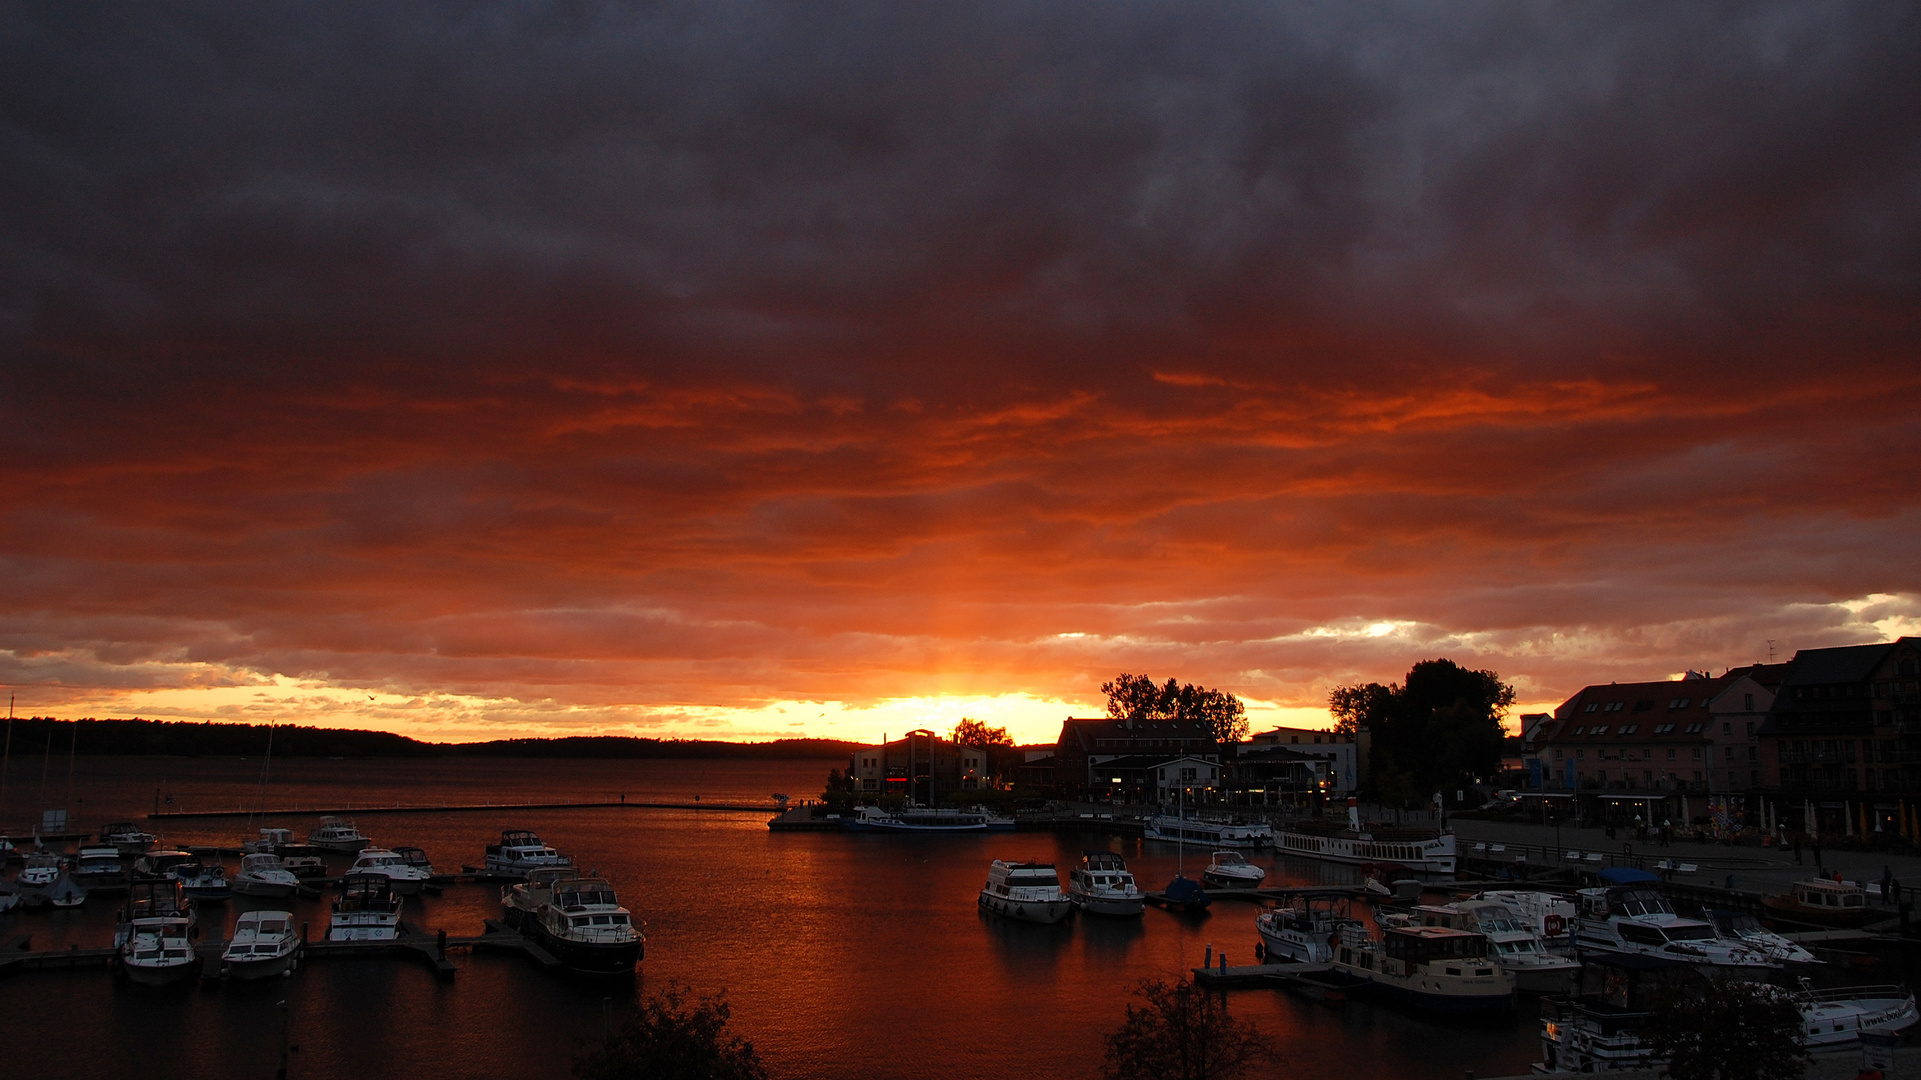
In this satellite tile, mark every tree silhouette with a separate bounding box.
[1101,977,1270,1080]
[1328,658,1514,798]
[1101,674,1249,745]
[574,982,768,1080]
[1645,979,1806,1080]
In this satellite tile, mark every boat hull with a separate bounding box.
[978,891,1073,924]
[1274,829,1456,874]
[121,957,203,986]
[527,924,644,976]
[310,838,370,854]
[232,878,298,899]
[1507,962,1581,995]
[1327,969,1514,1015]
[1070,891,1145,917]
[1202,869,1266,890]
[225,948,300,981]
[1142,817,1274,849]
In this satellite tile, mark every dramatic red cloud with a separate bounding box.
[1,3,1917,740]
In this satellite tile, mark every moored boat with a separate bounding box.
[1573,885,1775,973]
[484,830,572,876]
[1699,908,1819,966]
[232,853,301,898]
[840,804,1015,833]
[510,874,645,976]
[1406,900,1579,994]
[1201,851,1267,889]
[328,872,403,941]
[1320,923,1515,1014]
[1143,812,1274,849]
[176,861,233,904]
[114,879,200,985]
[242,827,295,855]
[348,847,433,895]
[1256,895,1361,964]
[1067,851,1145,916]
[72,846,128,893]
[98,822,158,855]
[1273,806,1456,874]
[1475,889,1577,951]
[132,849,196,880]
[308,817,371,854]
[15,852,63,906]
[223,909,301,980]
[978,859,1073,924]
[1762,879,1873,928]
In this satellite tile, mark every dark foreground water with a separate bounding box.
[0,757,1540,1079]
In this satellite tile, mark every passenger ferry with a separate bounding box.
[841,804,1015,833]
[1271,799,1456,873]
[1067,851,1145,916]
[1143,813,1274,848]
[978,859,1073,924]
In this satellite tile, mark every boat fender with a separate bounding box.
[1544,914,1565,937]
[1254,942,1265,960]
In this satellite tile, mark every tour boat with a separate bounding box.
[1273,810,1456,874]
[978,859,1074,924]
[506,873,645,976]
[114,879,200,985]
[840,804,1016,833]
[1539,952,1917,1072]
[1256,895,1362,964]
[98,823,158,855]
[1201,851,1267,890]
[1067,851,1146,916]
[484,830,573,875]
[1316,923,1515,1014]
[1475,890,1577,951]
[1143,812,1274,849]
[328,873,403,941]
[176,861,233,904]
[1762,879,1874,928]
[222,909,301,980]
[72,846,128,892]
[308,817,371,854]
[1404,901,1580,994]
[348,847,433,895]
[232,853,301,898]
[1699,908,1819,966]
[1572,886,1775,972]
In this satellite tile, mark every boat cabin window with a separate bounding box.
[1661,925,1717,942]
[1618,924,1666,946]
[1384,931,1486,964]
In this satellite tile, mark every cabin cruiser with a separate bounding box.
[1404,901,1579,993]
[348,847,433,895]
[1762,879,1873,928]
[133,849,197,880]
[308,817,371,854]
[1067,851,1146,916]
[1201,851,1267,890]
[392,846,434,876]
[1476,890,1577,951]
[840,804,1016,832]
[1573,886,1775,972]
[1144,812,1274,849]
[1700,908,1819,965]
[328,873,403,941]
[114,879,199,985]
[98,822,158,855]
[484,830,573,875]
[16,852,63,905]
[281,854,328,879]
[72,846,128,892]
[1539,952,1917,1072]
[242,827,295,855]
[1318,923,1515,1014]
[222,909,301,980]
[232,853,302,898]
[1256,896,1363,964]
[504,873,645,975]
[978,860,1073,924]
[176,861,233,904]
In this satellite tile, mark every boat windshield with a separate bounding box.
[1663,924,1718,942]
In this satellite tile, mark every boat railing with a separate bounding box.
[1800,985,1911,1004]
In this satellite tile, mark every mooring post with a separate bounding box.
[1204,943,1213,969]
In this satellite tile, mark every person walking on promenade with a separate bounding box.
[1792,833,1803,865]
[1892,878,1903,906]
[1884,866,1895,905]
[1812,835,1823,870]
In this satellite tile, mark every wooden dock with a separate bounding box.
[1191,960,1333,989]
[1143,885,1367,906]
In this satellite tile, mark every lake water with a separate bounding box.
[0,757,1541,1079]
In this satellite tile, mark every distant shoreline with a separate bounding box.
[0,717,865,760]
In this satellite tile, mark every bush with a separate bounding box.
[1646,978,1806,1080]
[1101,978,1271,1080]
[574,982,768,1080]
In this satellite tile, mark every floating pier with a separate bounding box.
[1190,959,1333,990]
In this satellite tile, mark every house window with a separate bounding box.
[1584,703,1599,713]
[1693,771,1703,781]
[1667,748,1676,760]
[1592,726,1609,736]
[1693,748,1702,760]
[1744,693,1754,711]
[1723,722,1731,734]
[1181,767,1197,781]
[1577,749,1585,760]
[1291,736,1299,744]
[1726,747,1735,760]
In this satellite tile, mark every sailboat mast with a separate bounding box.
[254,718,278,820]
[1,695,12,814]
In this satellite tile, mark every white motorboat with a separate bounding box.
[1256,895,1362,964]
[1699,908,1819,966]
[242,827,295,855]
[1143,812,1274,849]
[348,847,433,895]
[308,817,371,854]
[72,846,127,892]
[232,853,301,898]
[133,849,197,880]
[1405,901,1579,994]
[114,879,200,985]
[1317,923,1515,1014]
[1067,851,1145,916]
[328,872,402,941]
[17,852,62,890]
[222,909,301,980]
[176,861,233,904]
[978,859,1073,924]
[98,822,158,855]
[504,873,645,976]
[1201,851,1267,890]
[1573,886,1776,972]
[392,845,435,877]
[1476,889,1577,950]
[484,830,572,875]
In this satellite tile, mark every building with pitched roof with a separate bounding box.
[1051,716,1223,802]
[1757,637,1921,836]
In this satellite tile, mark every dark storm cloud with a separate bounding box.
[1,1,1918,731]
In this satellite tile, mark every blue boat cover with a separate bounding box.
[1597,867,1661,885]
[1163,876,1211,908]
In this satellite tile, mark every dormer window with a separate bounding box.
[1571,726,1585,735]
[1669,698,1690,709]
[1619,724,1639,735]
[1591,725,1609,736]
[1584,703,1599,713]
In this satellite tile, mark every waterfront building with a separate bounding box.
[1050,716,1222,802]
[1756,637,1921,837]
[847,730,990,803]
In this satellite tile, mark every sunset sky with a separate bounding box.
[2,4,1917,745]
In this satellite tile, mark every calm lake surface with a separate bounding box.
[0,757,1541,1079]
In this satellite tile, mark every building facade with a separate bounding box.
[1756,638,1921,837]
[1052,716,1222,802]
[848,729,989,803]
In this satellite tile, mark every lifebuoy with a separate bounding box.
[1544,914,1566,937]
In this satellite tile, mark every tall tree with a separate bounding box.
[1101,977,1271,1080]
[1326,658,1514,799]
[575,982,768,1080]
[1101,673,1249,745]
[1645,979,1807,1080]
[949,718,1013,748]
